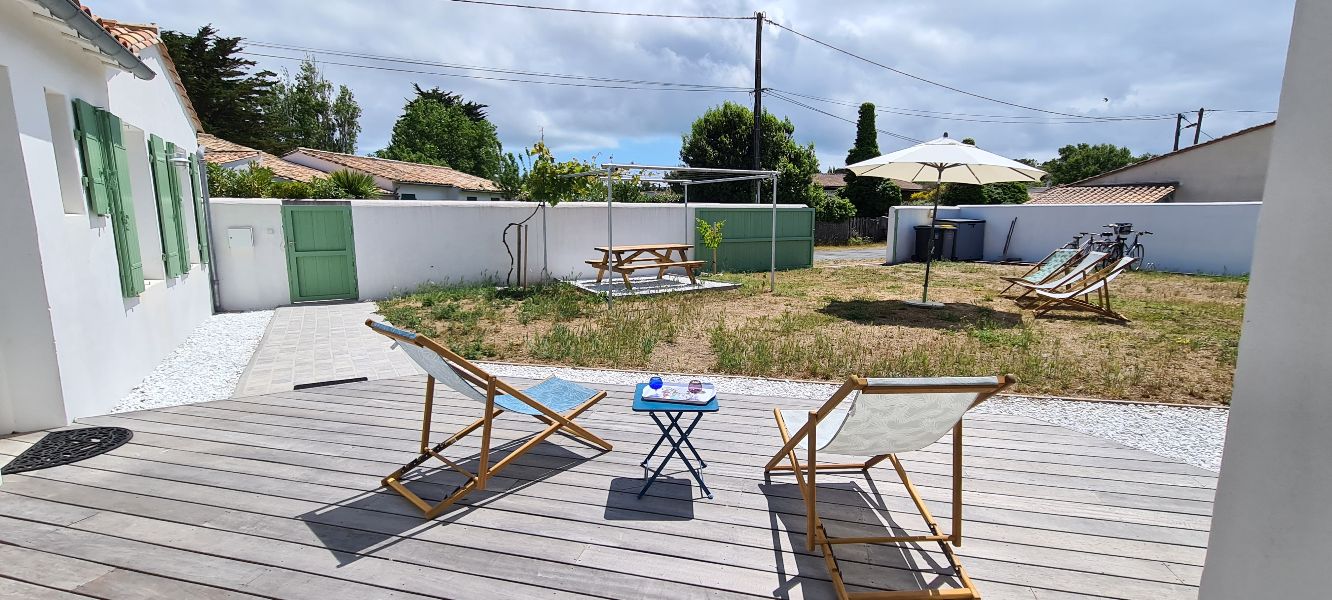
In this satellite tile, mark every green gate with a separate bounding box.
[693,207,814,272]
[282,202,359,302]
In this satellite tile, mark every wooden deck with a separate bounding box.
[0,377,1215,599]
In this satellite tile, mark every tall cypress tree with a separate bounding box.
[840,103,901,217]
[161,25,276,150]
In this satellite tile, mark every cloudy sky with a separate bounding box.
[110,0,1293,169]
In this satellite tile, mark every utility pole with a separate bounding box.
[1174,113,1184,151]
[752,11,763,203]
[1193,107,1205,145]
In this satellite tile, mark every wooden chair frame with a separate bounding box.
[1031,257,1136,323]
[764,375,1016,600]
[1004,250,1108,300]
[367,320,612,519]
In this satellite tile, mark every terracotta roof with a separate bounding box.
[1026,183,1177,205]
[80,6,203,132]
[1072,121,1276,186]
[199,134,366,187]
[285,148,500,192]
[814,171,923,191]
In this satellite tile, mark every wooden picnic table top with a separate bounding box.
[593,243,693,253]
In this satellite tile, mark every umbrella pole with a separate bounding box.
[916,166,944,307]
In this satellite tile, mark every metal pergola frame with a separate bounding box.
[562,163,781,306]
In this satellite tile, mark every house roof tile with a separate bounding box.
[814,171,923,191]
[286,148,500,192]
[1025,183,1177,205]
[80,6,203,132]
[198,134,388,191]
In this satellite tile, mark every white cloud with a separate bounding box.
[111,0,1291,167]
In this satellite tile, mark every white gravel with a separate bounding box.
[111,310,274,414]
[478,362,1228,472]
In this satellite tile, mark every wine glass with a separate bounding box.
[648,376,664,392]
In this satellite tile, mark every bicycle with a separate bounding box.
[1095,223,1152,270]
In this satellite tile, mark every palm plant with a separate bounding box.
[328,169,380,198]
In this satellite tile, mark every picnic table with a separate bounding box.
[586,243,705,290]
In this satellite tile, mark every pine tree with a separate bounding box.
[161,25,276,151]
[263,59,361,154]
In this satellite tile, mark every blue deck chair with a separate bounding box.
[367,319,612,518]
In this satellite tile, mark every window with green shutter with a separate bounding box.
[188,155,210,264]
[148,134,186,277]
[71,99,111,216]
[71,98,145,297]
[165,141,191,269]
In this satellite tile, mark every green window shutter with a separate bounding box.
[100,111,146,297]
[188,155,209,264]
[71,99,111,216]
[149,134,184,277]
[165,141,191,270]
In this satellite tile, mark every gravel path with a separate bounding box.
[814,246,886,263]
[111,310,274,414]
[480,362,1228,472]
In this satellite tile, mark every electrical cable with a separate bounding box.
[239,51,751,92]
[770,89,1178,124]
[443,0,751,20]
[766,90,923,143]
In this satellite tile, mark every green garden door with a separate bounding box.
[282,203,359,302]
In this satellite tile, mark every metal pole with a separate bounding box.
[541,202,549,280]
[920,167,943,305]
[605,168,615,308]
[769,175,777,292]
[683,184,690,247]
[1173,113,1183,152]
[752,11,764,204]
[1193,107,1205,145]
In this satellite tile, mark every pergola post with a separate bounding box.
[605,167,615,308]
[770,175,778,292]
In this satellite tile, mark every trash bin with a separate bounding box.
[912,224,953,261]
[937,218,986,261]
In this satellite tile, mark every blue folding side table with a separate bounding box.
[632,383,719,499]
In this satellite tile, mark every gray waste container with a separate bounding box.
[937,218,986,261]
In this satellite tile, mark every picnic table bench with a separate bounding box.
[586,243,705,290]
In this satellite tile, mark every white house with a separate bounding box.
[1028,122,1274,205]
[0,0,213,434]
[284,147,504,200]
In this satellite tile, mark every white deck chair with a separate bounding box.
[1005,250,1107,299]
[765,375,1016,600]
[367,319,612,518]
[998,246,1084,294]
[1033,256,1137,322]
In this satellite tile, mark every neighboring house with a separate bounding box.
[199,133,329,182]
[1028,121,1275,205]
[1,1,212,434]
[815,171,923,196]
[284,147,504,200]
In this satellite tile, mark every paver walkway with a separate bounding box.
[233,302,419,396]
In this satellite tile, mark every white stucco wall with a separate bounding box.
[886,202,1260,275]
[1081,124,1273,204]
[1199,1,1327,596]
[0,5,212,432]
[209,200,805,309]
[208,199,291,311]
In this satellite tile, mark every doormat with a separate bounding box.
[1,427,133,475]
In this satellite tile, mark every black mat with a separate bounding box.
[1,427,133,475]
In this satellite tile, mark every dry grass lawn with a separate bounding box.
[376,262,1246,405]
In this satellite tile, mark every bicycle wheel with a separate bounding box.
[1128,243,1146,270]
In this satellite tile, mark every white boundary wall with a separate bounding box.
[886,202,1261,275]
[211,199,806,311]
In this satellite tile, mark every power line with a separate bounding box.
[245,41,747,90]
[765,18,1183,122]
[771,89,1178,124]
[443,0,750,19]
[766,90,922,143]
[239,51,751,93]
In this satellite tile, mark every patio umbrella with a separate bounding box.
[846,134,1046,307]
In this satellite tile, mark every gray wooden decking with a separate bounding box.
[0,377,1215,599]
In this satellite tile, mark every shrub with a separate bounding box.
[812,193,856,223]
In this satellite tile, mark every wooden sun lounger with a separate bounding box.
[1032,256,1137,322]
[764,375,1016,600]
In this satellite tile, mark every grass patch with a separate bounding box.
[375,263,1246,405]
